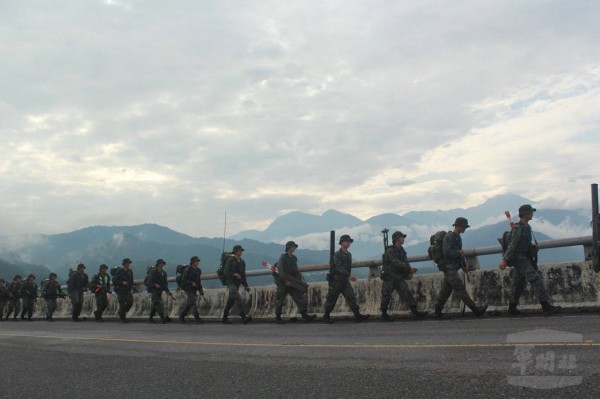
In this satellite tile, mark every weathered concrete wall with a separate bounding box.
[30,261,599,320]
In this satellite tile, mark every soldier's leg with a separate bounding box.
[446,269,487,317]
[323,280,341,315]
[0,300,5,320]
[117,293,127,319]
[290,288,308,315]
[180,291,191,317]
[522,264,548,303]
[125,291,134,313]
[97,293,108,318]
[435,273,454,317]
[5,299,14,319]
[20,298,28,319]
[149,291,160,320]
[341,280,369,322]
[380,278,395,315]
[509,266,528,306]
[274,284,288,320]
[396,279,417,308]
[27,298,34,319]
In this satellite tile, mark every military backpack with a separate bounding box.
[175,264,188,289]
[143,266,156,293]
[428,230,448,271]
[216,252,231,286]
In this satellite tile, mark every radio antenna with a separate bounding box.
[222,212,227,253]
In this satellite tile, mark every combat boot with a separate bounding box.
[161,315,168,324]
[179,314,186,324]
[149,316,156,323]
[508,303,523,316]
[434,307,451,320]
[222,309,232,324]
[301,312,317,323]
[541,302,561,316]
[472,304,488,318]
[94,310,100,321]
[275,317,286,325]
[353,310,370,323]
[149,310,156,323]
[381,309,394,322]
[241,314,253,324]
[323,312,334,324]
[410,306,429,320]
[194,315,205,324]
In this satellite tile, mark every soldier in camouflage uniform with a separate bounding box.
[114,258,135,323]
[148,259,173,324]
[179,256,204,324]
[20,274,38,321]
[274,241,317,324]
[42,273,64,321]
[5,275,22,321]
[499,205,561,316]
[380,231,428,321]
[68,263,89,321]
[0,278,10,321]
[90,264,111,322]
[435,218,487,319]
[222,245,252,324]
[323,235,370,324]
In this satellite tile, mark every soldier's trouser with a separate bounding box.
[95,293,108,316]
[45,298,57,318]
[150,290,165,318]
[0,299,6,319]
[324,277,359,314]
[117,291,133,318]
[274,284,308,317]
[6,298,20,319]
[21,297,34,319]
[436,268,477,310]
[181,290,199,317]
[224,283,245,316]
[70,292,84,318]
[380,277,417,311]
[510,261,548,304]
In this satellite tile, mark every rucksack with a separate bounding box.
[41,278,50,298]
[428,231,448,271]
[143,266,155,293]
[66,269,77,291]
[216,252,231,286]
[175,264,188,289]
[111,267,122,290]
[499,230,512,256]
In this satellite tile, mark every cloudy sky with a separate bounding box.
[1,0,599,238]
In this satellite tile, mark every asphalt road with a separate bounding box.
[1,312,599,399]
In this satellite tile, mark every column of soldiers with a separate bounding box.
[0,204,562,323]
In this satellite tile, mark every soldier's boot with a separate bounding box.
[541,302,561,316]
[381,309,394,322]
[471,304,488,319]
[323,311,334,324]
[276,317,286,324]
[434,307,451,320]
[160,315,168,324]
[194,314,204,324]
[222,309,233,324]
[410,306,429,320]
[241,313,253,325]
[93,310,99,321]
[149,310,156,323]
[508,303,523,316]
[301,312,317,323]
[179,314,186,324]
[353,310,370,323]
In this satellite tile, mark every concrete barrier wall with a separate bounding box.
[29,261,600,320]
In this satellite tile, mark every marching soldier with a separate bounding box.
[179,256,204,324]
[114,258,135,323]
[380,231,428,321]
[5,275,22,321]
[323,234,370,323]
[435,218,487,319]
[149,259,173,324]
[222,245,252,324]
[20,274,38,321]
[499,205,561,316]
[68,263,89,321]
[90,264,111,322]
[274,241,317,324]
[42,273,64,321]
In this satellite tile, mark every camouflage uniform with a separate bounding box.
[380,245,417,312]
[435,231,480,314]
[223,250,250,323]
[274,251,310,320]
[324,249,360,315]
[42,279,64,321]
[149,266,171,321]
[20,279,38,320]
[0,281,8,320]
[114,266,134,322]
[180,264,203,322]
[90,270,111,321]
[5,279,22,320]
[505,222,548,304]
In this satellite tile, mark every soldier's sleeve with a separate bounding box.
[443,233,461,260]
[277,254,289,282]
[504,224,522,262]
[387,248,411,274]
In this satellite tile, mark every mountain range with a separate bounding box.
[0,193,592,286]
